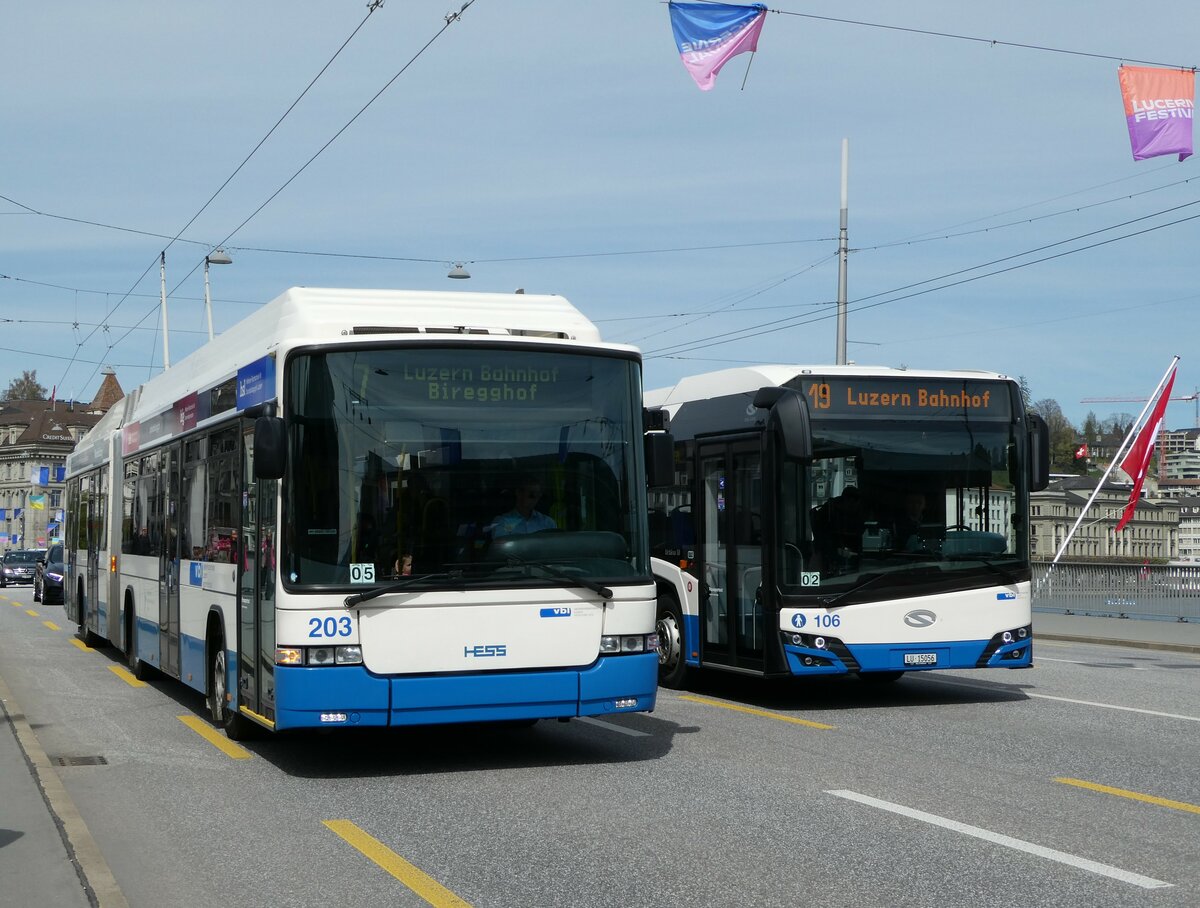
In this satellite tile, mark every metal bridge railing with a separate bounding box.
[1033,562,1200,622]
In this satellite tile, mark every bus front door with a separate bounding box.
[698,440,764,673]
[237,427,278,725]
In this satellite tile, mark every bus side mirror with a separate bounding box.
[645,432,675,488]
[254,416,287,480]
[754,387,812,460]
[1028,413,1050,492]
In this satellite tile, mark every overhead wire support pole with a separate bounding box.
[835,139,849,365]
[1042,354,1180,583]
[159,251,169,370]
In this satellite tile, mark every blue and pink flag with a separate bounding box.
[1118,66,1194,161]
[668,2,767,92]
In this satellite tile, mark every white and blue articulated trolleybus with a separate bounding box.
[644,365,1050,688]
[64,288,661,738]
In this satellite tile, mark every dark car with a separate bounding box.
[1,549,42,587]
[34,544,65,604]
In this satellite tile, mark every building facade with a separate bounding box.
[0,372,123,551]
[1030,476,1179,563]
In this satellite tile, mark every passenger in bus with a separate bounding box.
[491,476,557,538]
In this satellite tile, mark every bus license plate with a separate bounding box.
[904,653,937,666]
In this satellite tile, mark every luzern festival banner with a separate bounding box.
[1118,66,1194,161]
[668,2,767,91]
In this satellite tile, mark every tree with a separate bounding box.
[1017,375,1033,413]
[1082,411,1101,442]
[1030,397,1078,470]
[2,370,47,401]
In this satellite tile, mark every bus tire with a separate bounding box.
[77,581,103,649]
[656,594,691,689]
[857,670,904,683]
[209,645,256,741]
[126,606,153,680]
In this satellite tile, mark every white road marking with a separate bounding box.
[920,675,1200,722]
[574,716,650,737]
[827,790,1172,890]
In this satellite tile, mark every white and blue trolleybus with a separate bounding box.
[645,365,1050,687]
[64,288,660,737]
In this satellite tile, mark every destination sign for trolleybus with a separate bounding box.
[403,363,560,403]
[787,377,1011,418]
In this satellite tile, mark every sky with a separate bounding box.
[4,1,1199,432]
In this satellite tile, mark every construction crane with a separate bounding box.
[1080,387,1199,428]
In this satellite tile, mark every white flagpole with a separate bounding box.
[1043,355,1180,581]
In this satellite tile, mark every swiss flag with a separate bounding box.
[1075,443,1088,460]
[1115,368,1176,532]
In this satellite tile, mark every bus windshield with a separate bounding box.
[777,416,1030,596]
[282,345,647,590]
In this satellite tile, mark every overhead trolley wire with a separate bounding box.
[762,4,1196,71]
[63,0,388,397]
[643,201,1200,359]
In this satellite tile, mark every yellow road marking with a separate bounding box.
[177,715,253,760]
[324,820,473,907]
[26,609,39,617]
[70,638,93,652]
[108,665,148,688]
[43,620,61,631]
[1056,778,1200,815]
[680,694,836,729]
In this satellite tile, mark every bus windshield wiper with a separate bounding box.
[943,555,1019,584]
[344,572,466,607]
[816,565,943,606]
[503,556,613,600]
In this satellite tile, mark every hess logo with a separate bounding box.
[464,644,507,658]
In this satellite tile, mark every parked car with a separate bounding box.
[1,549,42,587]
[34,544,65,604]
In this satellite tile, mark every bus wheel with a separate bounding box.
[77,584,102,648]
[126,617,152,680]
[655,595,690,689]
[209,645,255,741]
[857,671,904,683]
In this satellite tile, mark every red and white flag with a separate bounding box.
[1115,366,1176,531]
[1075,443,1088,459]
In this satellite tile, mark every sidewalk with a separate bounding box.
[0,680,95,908]
[1034,609,1200,654]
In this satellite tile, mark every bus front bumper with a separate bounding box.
[782,633,1032,675]
[270,652,658,730]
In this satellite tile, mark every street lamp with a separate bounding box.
[204,248,233,341]
[447,262,471,280]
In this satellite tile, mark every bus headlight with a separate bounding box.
[308,647,336,666]
[336,645,363,665]
[600,634,657,655]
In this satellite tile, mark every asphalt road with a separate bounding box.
[3,582,1198,908]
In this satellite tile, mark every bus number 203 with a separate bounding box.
[308,616,354,638]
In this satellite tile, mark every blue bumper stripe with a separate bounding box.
[271,653,659,730]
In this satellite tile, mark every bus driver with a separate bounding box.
[491,476,557,538]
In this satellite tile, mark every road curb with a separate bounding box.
[1037,632,1200,656]
[0,670,130,908]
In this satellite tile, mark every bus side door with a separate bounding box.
[160,444,182,678]
[697,438,764,673]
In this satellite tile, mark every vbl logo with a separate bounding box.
[464,644,507,658]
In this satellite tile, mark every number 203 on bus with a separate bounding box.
[309,616,353,638]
